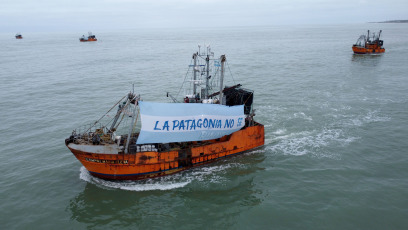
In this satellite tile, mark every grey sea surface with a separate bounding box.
[1,24,408,229]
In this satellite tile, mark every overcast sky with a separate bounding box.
[1,0,407,32]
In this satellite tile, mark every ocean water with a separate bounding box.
[1,24,408,229]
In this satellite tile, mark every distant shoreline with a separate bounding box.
[370,20,408,23]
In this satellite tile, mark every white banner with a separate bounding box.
[136,101,245,144]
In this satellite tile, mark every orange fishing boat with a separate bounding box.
[65,46,264,180]
[352,30,385,54]
[15,33,23,39]
[79,32,97,42]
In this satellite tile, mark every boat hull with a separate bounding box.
[352,46,385,54]
[67,124,264,180]
[80,38,97,42]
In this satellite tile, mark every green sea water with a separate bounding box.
[1,23,408,229]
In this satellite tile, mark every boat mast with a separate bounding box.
[188,45,214,101]
[193,52,198,95]
[219,55,226,105]
[125,94,137,154]
[367,30,370,42]
[205,54,210,99]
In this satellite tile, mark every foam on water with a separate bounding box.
[363,110,390,123]
[79,160,245,191]
[79,166,192,191]
[189,163,241,184]
[273,128,286,135]
[293,112,313,121]
[269,128,358,158]
[338,109,390,128]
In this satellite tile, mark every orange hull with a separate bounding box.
[67,123,264,180]
[80,38,97,42]
[352,46,385,54]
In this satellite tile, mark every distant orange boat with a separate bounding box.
[352,30,385,54]
[15,33,23,39]
[65,46,264,180]
[80,32,97,42]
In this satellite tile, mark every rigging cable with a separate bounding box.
[176,59,193,98]
[226,61,236,85]
[105,99,133,131]
[86,94,127,133]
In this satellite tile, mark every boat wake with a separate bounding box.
[79,162,243,191]
[79,167,190,191]
[269,128,358,158]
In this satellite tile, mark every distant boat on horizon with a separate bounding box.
[15,33,23,39]
[352,30,385,54]
[80,32,97,42]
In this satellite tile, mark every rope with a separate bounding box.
[226,61,236,85]
[243,92,253,104]
[176,59,193,99]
